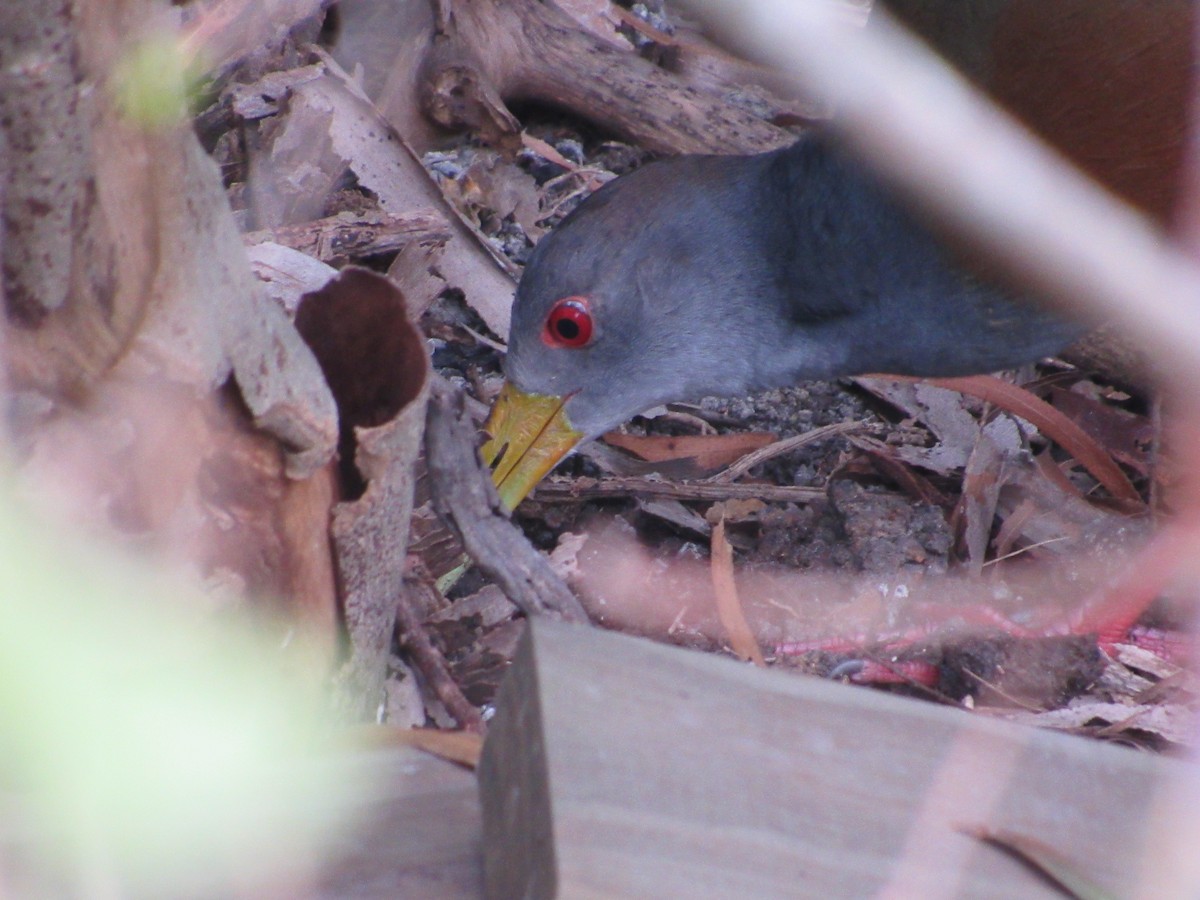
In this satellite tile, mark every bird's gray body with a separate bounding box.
[505,137,1083,438]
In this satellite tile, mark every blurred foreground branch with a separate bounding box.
[698,0,1200,391]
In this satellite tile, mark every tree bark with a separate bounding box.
[0,0,342,675]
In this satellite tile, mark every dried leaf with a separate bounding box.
[854,377,981,474]
[639,498,712,536]
[960,416,1024,573]
[705,498,767,524]
[929,376,1142,505]
[996,702,1196,745]
[710,518,765,666]
[603,431,776,472]
[357,726,483,769]
[1049,386,1153,475]
[459,156,545,239]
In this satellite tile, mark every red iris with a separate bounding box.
[543,297,594,348]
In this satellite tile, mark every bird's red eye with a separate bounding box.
[543,297,594,348]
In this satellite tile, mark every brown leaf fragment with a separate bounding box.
[705,499,767,524]
[1114,643,1186,682]
[854,377,982,474]
[1049,386,1154,476]
[355,725,484,769]
[992,703,1197,746]
[447,155,546,241]
[710,518,766,666]
[638,498,712,536]
[521,133,581,171]
[603,430,776,472]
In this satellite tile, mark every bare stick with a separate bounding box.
[532,477,824,505]
[397,574,485,734]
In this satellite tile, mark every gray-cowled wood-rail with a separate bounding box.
[482,0,1193,512]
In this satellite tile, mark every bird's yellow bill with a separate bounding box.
[481,382,583,512]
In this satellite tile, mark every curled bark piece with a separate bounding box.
[424,378,589,624]
[295,267,431,719]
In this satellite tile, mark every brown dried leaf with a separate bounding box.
[459,157,545,240]
[960,416,1025,573]
[994,702,1196,745]
[710,518,765,666]
[1049,386,1153,476]
[603,431,776,472]
[639,498,712,536]
[854,377,980,474]
[357,726,483,769]
[705,498,767,524]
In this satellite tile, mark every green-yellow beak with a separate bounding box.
[481,382,584,512]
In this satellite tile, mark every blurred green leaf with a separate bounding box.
[0,497,352,893]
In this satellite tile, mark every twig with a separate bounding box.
[243,209,451,262]
[424,378,589,623]
[532,476,824,505]
[396,575,485,734]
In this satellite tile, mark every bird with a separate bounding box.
[481,0,1193,512]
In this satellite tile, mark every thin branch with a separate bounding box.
[532,476,824,505]
[397,574,485,734]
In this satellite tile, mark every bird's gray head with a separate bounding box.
[504,153,780,438]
